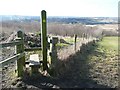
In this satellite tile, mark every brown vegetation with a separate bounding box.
[1,20,118,44]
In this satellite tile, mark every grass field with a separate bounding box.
[86,36,118,87]
[54,36,119,88]
[98,36,118,51]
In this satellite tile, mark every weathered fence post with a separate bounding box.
[48,37,58,75]
[83,33,85,40]
[51,37,58,64]
[0,62,2,89]
[16,31,25,77]
[41,10,48,71]
[47,36,52,67]
[74,34,77,51]
[48,37,58,64]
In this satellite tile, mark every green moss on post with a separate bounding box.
[16,31,25,77]
[41,10,48,71]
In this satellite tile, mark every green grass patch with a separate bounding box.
[64,37,80,44]
[87,36,118,62]
[56,43,69,49]
[98,36,118,51]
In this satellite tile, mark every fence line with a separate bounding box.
[0,30,98,88]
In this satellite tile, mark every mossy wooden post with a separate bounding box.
[41,10,48,70]
[16,31,25,77]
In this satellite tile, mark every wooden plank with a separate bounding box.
[29,54,40,66]
[25,47,42,52]
[29,54,40,74]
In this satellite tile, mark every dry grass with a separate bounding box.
[98,24,118,30]
[57,37,95,60]
[55,37,118,88]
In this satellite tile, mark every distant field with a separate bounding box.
[86,24,118,30]
[98,24,118,30]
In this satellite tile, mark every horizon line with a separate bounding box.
[0,15,118,18]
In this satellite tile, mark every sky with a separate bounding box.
[0,0,119,17]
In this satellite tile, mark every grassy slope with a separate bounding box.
[54,36,118,88]
[87,36,118,87]
[98,37,118,51]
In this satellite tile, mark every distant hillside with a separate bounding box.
[0,15,117,25]
[0,15,40,22]
[47,17,117,24]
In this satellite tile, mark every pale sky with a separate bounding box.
[0,0,119,17]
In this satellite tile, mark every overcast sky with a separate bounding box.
[0,0,119,17]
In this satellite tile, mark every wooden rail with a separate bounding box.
[0,41,22,48]
[0,53,24,67]
[0,31,25,77]
[0,31,43,82]
[25,47,42,52]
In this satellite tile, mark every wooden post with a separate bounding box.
[0,63,2,89]
[41,10,48,71]
[47,36,52,67]
[74,34,77,51]
[83,33,85,40]
[48,37,58,75]
[51,37,58,64]
[16,31,25,77]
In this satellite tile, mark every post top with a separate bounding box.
[17,30,22,33]
[41,10,46,13]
